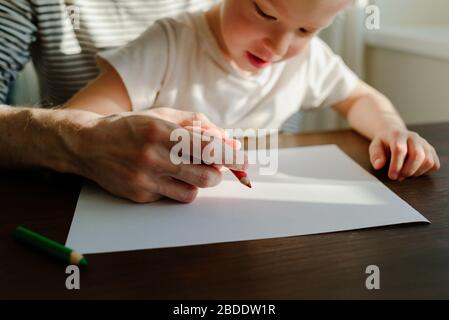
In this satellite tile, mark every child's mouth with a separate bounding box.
[246,51,271,69]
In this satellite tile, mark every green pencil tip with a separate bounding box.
[79,257,88,267]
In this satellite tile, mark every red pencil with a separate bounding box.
[231,169,252,188]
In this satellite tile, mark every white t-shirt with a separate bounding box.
[99,10,359,130]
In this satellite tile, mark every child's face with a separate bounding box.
[211,0,350,72]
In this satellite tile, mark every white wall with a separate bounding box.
[364,0,449,126]
[373,0,449,26]
[366,46,449,125]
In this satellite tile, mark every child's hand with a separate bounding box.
[369,128,440,181]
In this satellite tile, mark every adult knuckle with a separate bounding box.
[196,170,211,187]
[128,171,147,189]
[130,189,161,203]
[146,120,167,141]
[146,119,160,132]
[141,149,159,166]
[139,150,167,176]
[181,186,198,203]
[130,191,149,203]
[167,163,182,175]
[146,193,162,203]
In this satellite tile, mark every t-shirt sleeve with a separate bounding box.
[97,21,170,111]
[301,37,359,110]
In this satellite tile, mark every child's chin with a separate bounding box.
[230,60,255,74]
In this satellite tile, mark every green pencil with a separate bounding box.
[14,226,87,266]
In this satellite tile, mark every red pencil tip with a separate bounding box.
[239,177,252,188]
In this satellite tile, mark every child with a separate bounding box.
[65,0,440,183]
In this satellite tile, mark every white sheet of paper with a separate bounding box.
[66,145,428,254]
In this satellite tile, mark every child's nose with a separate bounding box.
[265,31,294,59]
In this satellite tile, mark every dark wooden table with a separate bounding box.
[1,122,448,299]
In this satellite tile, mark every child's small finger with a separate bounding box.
[412,147,438,177]
[369,138,386,170]
[412,161,435,177]
[431,147,441,172]
[388,134,408,180]
[399,140,425,178]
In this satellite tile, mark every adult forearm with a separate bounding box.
[0,105,98,173]
[346,91,406,141]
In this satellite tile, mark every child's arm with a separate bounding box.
[332,80,440,181]
[64,59,132,115]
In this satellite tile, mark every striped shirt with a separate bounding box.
[0,0,217,106]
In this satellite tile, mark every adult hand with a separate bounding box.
[75,108,247,203]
